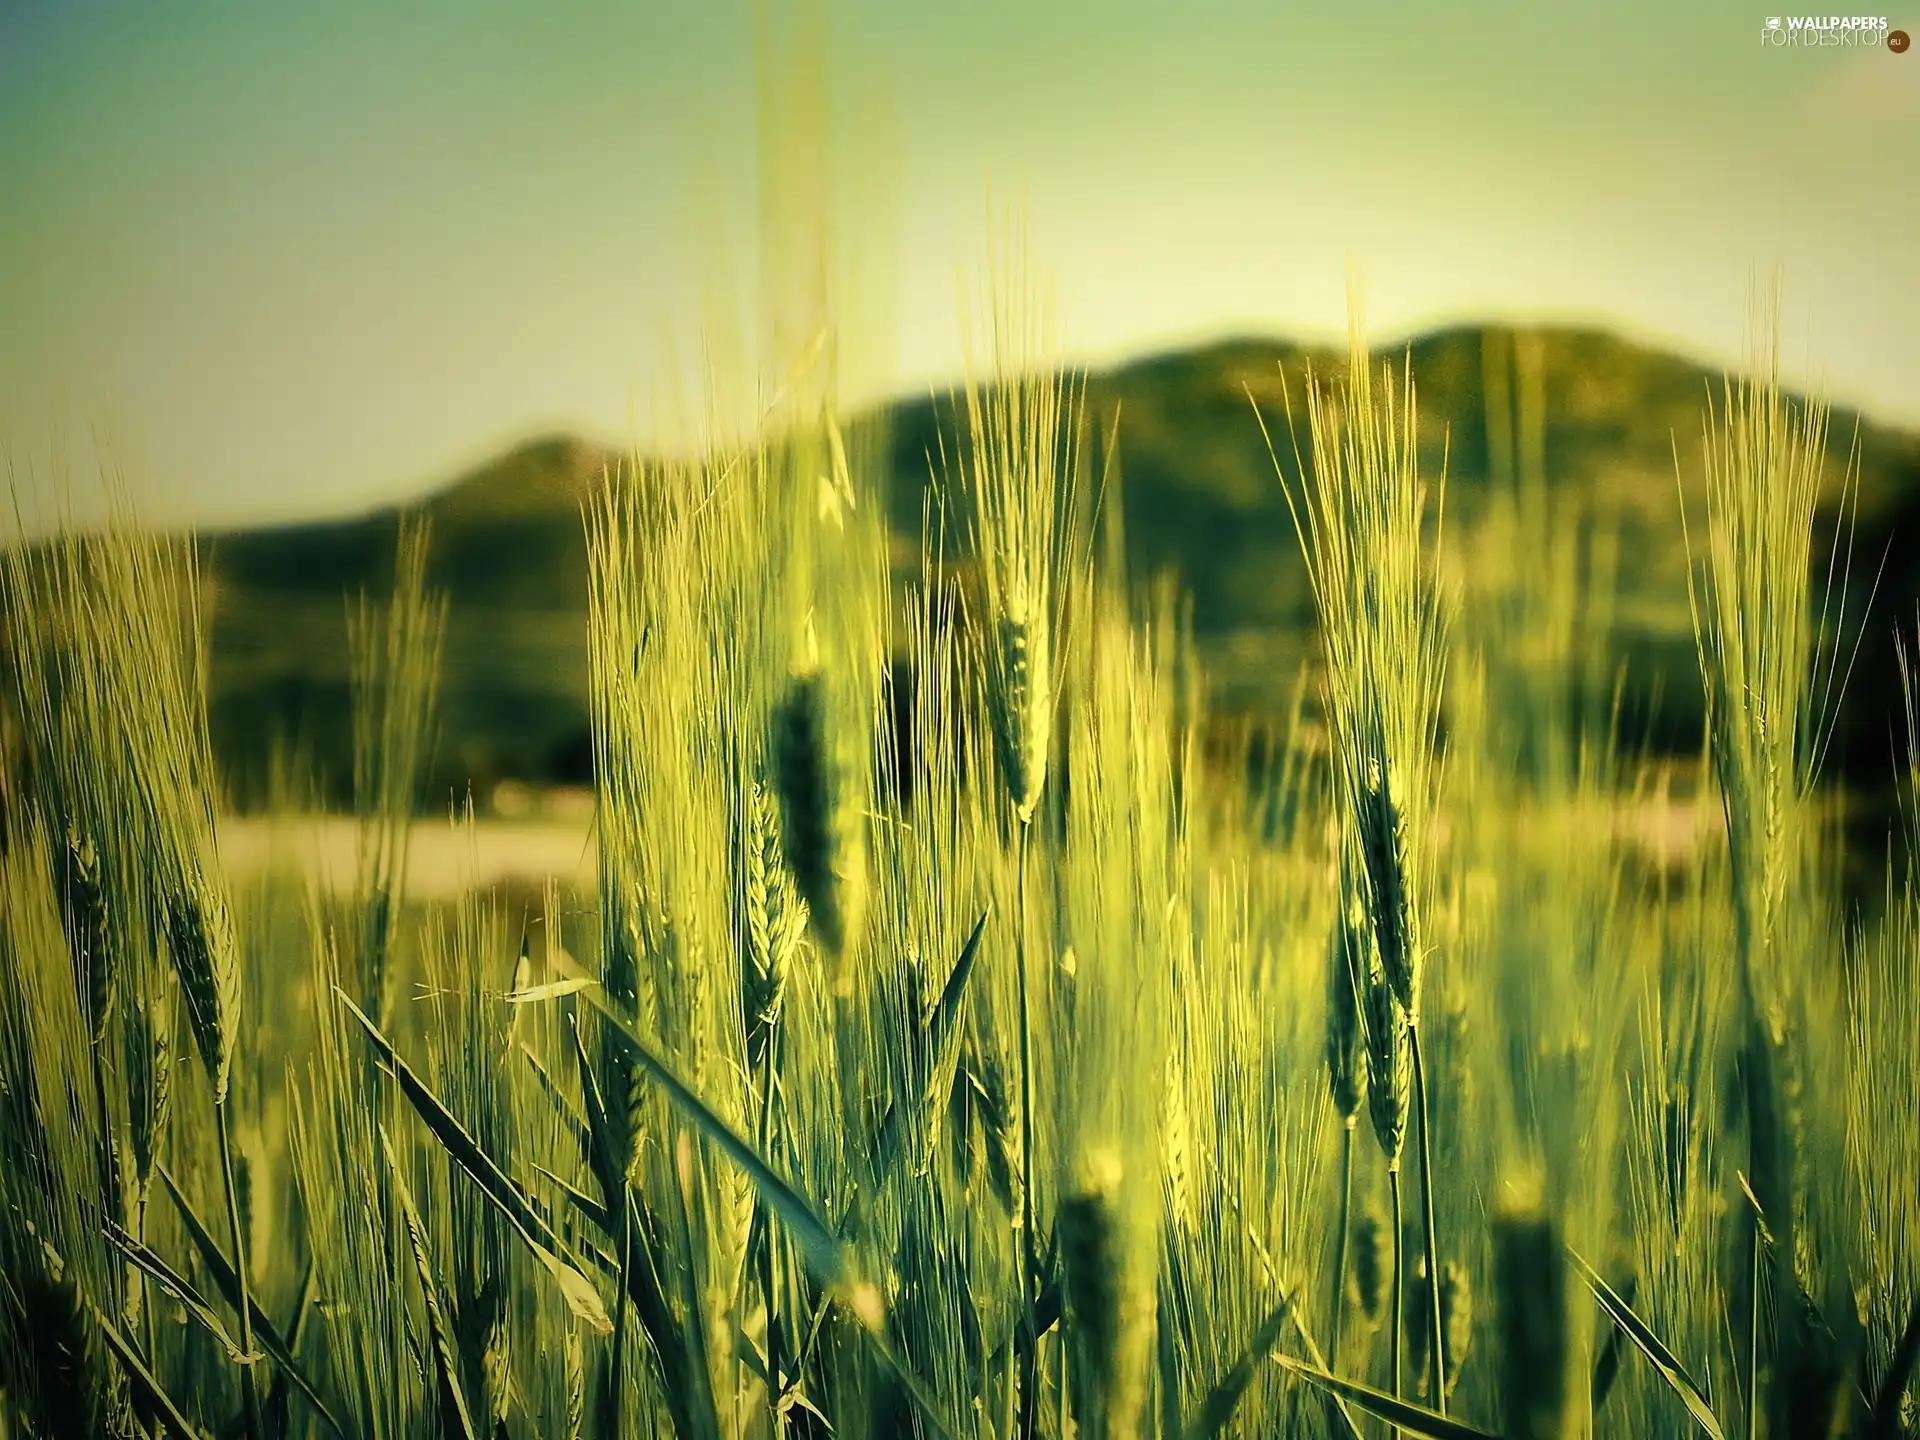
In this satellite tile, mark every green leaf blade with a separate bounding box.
[1568,1246,1726,1440]
[1271,1356,1504,1440]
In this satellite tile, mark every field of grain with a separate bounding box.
[2,256,1916,1440]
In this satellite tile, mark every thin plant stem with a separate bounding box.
[135,1164,160,1438]
[1330,1119,1356,1437]
[216,1100,263,1440]
[89,1047,120,1234]
[1015,819,1038,1440]
[1389,1166,1404,1440]
[758,1028,785,1436]
[1410,1023,1446,1414]
[1055,1326,1067,1440]
[1747,1211,1762,1440]
[606,1182,634,1439]
[1331,1120,1355,1368]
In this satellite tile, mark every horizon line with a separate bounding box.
[10,309,1915,543]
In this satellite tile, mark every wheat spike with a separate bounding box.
[1326,884,1369,1124]
[162,864,241,1106]
[9,1237,127,1440]
[1062,1177,1122,1366]
[1357,754,1423,1016]
[1060,1150,1150,1439]
[957,228,1083,830]
[994,607,1052,824]
[1406,1249,1434,1394]
[1363,972,1411,1171]
[480,1307,511,1431]
[741,773,806,1070]
[1494,1198,1571,1440]
[125,963,175,1213]
[771,662,866,964]
[1163,1053,1193,1232]
[1350,1210,1389,1334]
[57,822,115,1048]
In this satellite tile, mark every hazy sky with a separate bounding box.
[2,0,1915,529]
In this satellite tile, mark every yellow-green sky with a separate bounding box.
[2,0,1915,528]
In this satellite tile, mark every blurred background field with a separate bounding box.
[173,322,1920,909]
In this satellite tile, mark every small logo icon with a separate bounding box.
[1765,15,1782,27]
[1890,26,1911,49]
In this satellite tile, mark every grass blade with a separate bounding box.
[857,910,994,1210]
[864,1325,964,1440]
[562,1004,625,1207]
[581,985,965,1440]
[381,1126,481,1440]
[1271,1355,1503,1440]
[1186,1293,1295,1438]
[338,988,557,1247]
[928,908,990,1056]
[265,1258,318,1438]
[535,1162,615,1237]
[88,1297,203,1440]
[506,976,597,1004]
[579,984,849,1290]
[532,1240,618,1336]
[1159,1265,1185,1440]
[1592,1271,1637,1416]
[864,1096,908,1191]
[104,1220,255,1364]
[560,1012,702,1440]
[153,1167,350,1439]
[336,987,613,1334]
[1568,1246,1726,1440]
[520,1041,594,1157]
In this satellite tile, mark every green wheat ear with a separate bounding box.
[16,1241,124,1440]
[955,227,1084,832]
[1162,1053,1193,1233]
[1060,1149,1152,1440]
[57,821,114,1048]
[1062,1178,1121,1357]
[125,963,176,1214]
[741,772,807,1068]
[1350,1210,1389,1329]
[994,603,1052,825]
[163,863,241,1106]
[1357,754,1423,1016]
[1494,1193,1571,1440]
[1363,970,1411,1171]
[1326,882,1369,1125]
[770,631,866,970]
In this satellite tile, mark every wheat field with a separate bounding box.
[1,249,1916,1440]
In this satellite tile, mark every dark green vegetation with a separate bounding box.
[201,325,1920,811]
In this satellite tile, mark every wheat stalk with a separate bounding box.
[1261,282,1453,1416]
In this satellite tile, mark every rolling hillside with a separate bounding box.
[198,324,1920,810]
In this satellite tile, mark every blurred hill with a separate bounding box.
[199,324,1920,811]
[206,434,605,805]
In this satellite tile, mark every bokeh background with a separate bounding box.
[3,0,1917,835]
